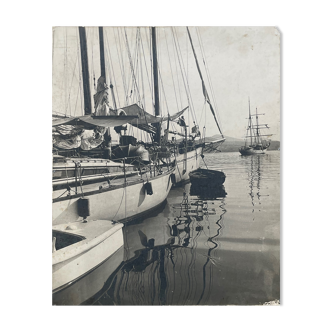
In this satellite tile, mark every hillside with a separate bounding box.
[203,135,280,153]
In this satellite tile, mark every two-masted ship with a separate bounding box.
[239,99,272,155]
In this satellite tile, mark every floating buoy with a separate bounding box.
[77,198,90,219]
[170,173,176,184]
[145,182,153,195]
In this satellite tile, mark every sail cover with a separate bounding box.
[52,114,138,129]
[127,104,189,133]
[52,114,139,150]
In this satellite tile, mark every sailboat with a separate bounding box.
[239,99,272,155]
[63,27,224,185]
[159,27,225,184]
[52,27,175,294]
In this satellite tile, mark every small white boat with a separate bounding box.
[52,219,124,294]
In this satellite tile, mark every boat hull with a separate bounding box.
[52,222,124,293]
[52,169,174,224]
[173,147,202,184]
[189,168,226,186]
[239,147,267,155]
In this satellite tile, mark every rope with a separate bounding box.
[196,27,223,133]
[141,28,153,106]
[65,48,79,116]
[171,28,198,125]
[124,27,143,106]
[114,28,129,106]
[164,29,180,112]
[63,28,67,116]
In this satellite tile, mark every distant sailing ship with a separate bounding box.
[239,99,272,155]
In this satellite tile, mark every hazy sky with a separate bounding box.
[53,27,280,141]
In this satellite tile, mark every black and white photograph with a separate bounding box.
[52,26,280,305]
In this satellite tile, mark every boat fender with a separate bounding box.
[170,173,176,184]
[77,198,90,221]
[145,182,153,195]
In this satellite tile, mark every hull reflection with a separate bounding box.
[88,184,228,305]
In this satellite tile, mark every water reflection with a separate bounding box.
[87,186,227,305]
[247,155,263,211]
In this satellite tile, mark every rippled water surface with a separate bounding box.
[54,151,280,305]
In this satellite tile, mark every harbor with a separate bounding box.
[52,26,280,305]
[53,151,280,305]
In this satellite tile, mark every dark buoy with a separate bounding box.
[170,173,176,184]
[145,182,153,195]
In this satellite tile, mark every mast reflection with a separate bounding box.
[89,185,227,305]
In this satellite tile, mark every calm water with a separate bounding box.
[53,151,280,305]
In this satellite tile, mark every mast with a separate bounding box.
[78,27,92,115]
[151,27,161,143]
[248,98,253,146]
[255,107,260,144]
[98,26,112,145]
[98,27,106,79]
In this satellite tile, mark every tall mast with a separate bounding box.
[151,27,161,143]
[151,27,160,116]
[248,98,253,146]
[98,27,106,79]
[255,107,260,144]
[78,27,92,115]
[98,26,112,145]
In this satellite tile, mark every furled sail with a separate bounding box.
[186,27,224,138]
[53,125,106,151]
[93,76,113,116]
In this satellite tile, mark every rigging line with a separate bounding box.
[173,27,198,123]
[127,30,136,103]
[171,28,198,124]
[75,28,84,116]
[129,29,138,102]
[114,28,128,106]
[171,31,183,109]
[124,27,143,106]
[62,27,67,115]
[140,28,153,101]
[85,27,94,96]
[164,29,180,113]
[119,30,130,106]
[104,29,121,108]
[124,27,137,103]
[133,29,141,103]
[158,72,170,116]
[196,27,223,129]
[186,28,190,128]
[138,30,146,111]
[65,50,79,116]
